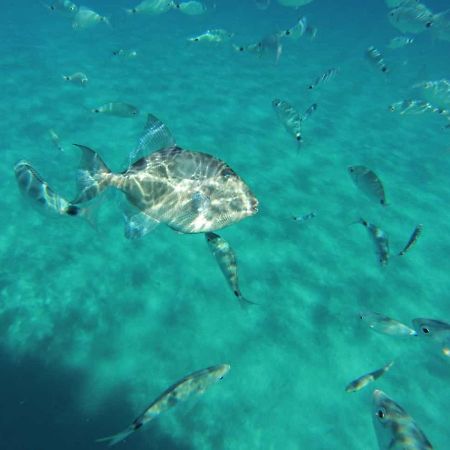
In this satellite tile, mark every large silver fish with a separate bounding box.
[356,219,389,265]
[72,116,258,234]
[126,0,175,15]
[348,165,387,206]
[205,232,254,308]
[372,389,433,450]
[14,160,87,219]
[360,311,417,337]
[412,318,450,357]
[345,361,393,393]
[97,364,230,446]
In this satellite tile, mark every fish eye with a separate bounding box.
[422,327,430,334]
[377,409,385,420]
[219,376,224,380]
[426,22,432,28]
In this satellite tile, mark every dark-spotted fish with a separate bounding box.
[71,117,258,234]
[205,232,255,308]
[308,68,338,90]
[277,17,308,40]
[348,165,387,206]
[372,389,433,450]
[97,364,230,446]
[92,102,139,118]
[62,72,88,86]
[356,219,389,266]
[14,160,87,219]
[389,99,448,116]
[360,311,417,337]
[387,35,414,48]
[412,318,450,357]
[72,6,110,29]
[387,1,434,34]
[366,46,389,73]
[398,224,423,256]
[188,29,234,43]
[233,34,282,63]
[345,362,394,393]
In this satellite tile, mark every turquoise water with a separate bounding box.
[1,0,450,448]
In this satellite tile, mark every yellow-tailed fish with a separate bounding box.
[372,389,433,450]
[97,364,230,447]
[398,224,422,256]
[92,102,139,118]
[205,232,255,308]
[348,165,387,206]
[62,71,88,86]
[345,362,394,393]
[356,218,389,265]
[360,311,417,337]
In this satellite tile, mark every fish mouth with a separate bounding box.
[249,196,259,214]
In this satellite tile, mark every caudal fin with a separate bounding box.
[235,292,258,309]
[96,427,134,447]
[72,144,111,204]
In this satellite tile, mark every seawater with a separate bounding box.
[1,0,449,449]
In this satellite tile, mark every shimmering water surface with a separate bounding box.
[1,1,449,449]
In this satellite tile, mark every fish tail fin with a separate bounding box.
[235,292,258,309]
[72,144,111,204]
[96,428,134,446]
[384,360,394,372]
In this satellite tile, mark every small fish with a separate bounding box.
[126,0,175,15]
[49,129,64,152]
[308,68,338,90]
[205,232,255,308]
[412,318,450,357]
[356,218,390,266]
[360,311,417,337]
[387,1,434,34]
[372,389,433,450]
[345,361,394,393]
[97,364,230,446]
[45,0,78,14]
[175,1,206,15]
[72,6,110,29]
[389,99,449,116]
[398,224,422,256]
[387,35,414,48]
[278,17,308,40]
[413,79,450,109]
[188,29,234,43]
[292,211,316,224]
[366,46,389,73]
[112,49,138,59]
[62,71,88,86]
[348,165,387,206]
[272,99,302,144]
[234,34,283,63]
[14,160,87,219]
[92,102,139,118]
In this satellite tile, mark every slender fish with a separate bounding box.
[372,389,433,450]
[62,72,88,86]
[360,311,417,337]
[205,232,255,308]
[49,129,64,152]
[308,68,338,90]
[345,361,394,393]
[398,224,423,256]
[97,364,230,446]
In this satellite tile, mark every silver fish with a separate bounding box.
[372,389,433,450]
[292,211,316,224]
[188,29,234,43]
[413,79,450,109]
[97,364,230,446]
[345,361,394,393]
[72,6,110,29]
[112,49,138,59]
[388,1,434,34]
[389,99,448,116]
[360,311,417,337]
[62,72,88,86]
[366,46,389,73]
[71,122,258,234]
[14,160,86,219]
[126,0,175,15]
[45,0,78,14]
[272,99,302,144]
[348,165,387,206]
[412,318,450,357]
[205,232,255,308]
[278,17,308,40]
[92,102,139,118]
[234,34,283,63]
[308,68,338,90]
[357,218,390,266]
[398,224,423,256]
[387,35,414,48]
[175,1,206,15]
[49,129,64,152]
